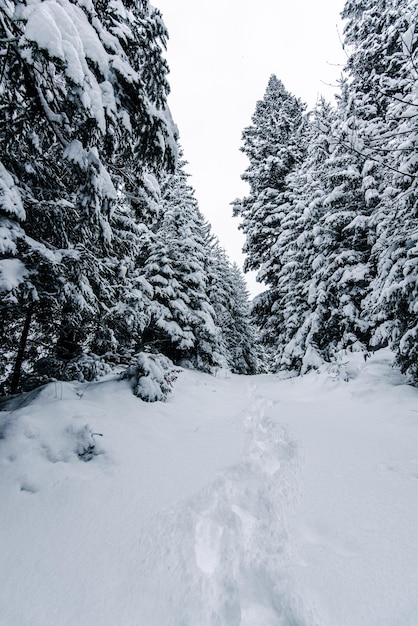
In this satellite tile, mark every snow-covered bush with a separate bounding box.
[122,352,180,402]
[72,425,103,462]
[22,354,112,391]
[64,354,112,383]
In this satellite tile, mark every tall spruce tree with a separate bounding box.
[233,75,307,364]
[295,85,374,369]
[233,75,307,273]
[142,158,223,372]
[253,101,337,372]
[0,0,177,392]
[206,243,259,374]
[342,0,418,381]
[230,1,417,380]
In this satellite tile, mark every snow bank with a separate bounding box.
[1,350,417,625]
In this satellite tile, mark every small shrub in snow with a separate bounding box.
[320,349,369,382]
[300,345,325,375]
[122,352,180,402]
[72,425,103,462]
[22,354,112,391]
[64,354,112,383]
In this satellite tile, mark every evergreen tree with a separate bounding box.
[235,76,376,372]
[253,102,336,372]
[297,87,373,369]
[233,75,307,273]
[342,0,418,381]
[142,159,223,372]
[232,75,308,367]
[235,4,418,379]
[206,243,259,374]
[0,0,177,392]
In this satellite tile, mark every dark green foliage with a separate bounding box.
[0,0,177,392]
[342,0,418,381]
[233,76,307,273]
[235,1,418,382]
[1,2,258,395]
[206,247,259,375]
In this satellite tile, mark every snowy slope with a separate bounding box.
[1,351,418,625]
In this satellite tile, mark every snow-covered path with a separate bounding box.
[1,351,418,625]
[133,385,306,625]
[259,356,418,626]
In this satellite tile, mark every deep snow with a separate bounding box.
[1,350,418,625]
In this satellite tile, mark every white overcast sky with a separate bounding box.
[154,0,347,295]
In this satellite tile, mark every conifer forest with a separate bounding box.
[1,0,417,397]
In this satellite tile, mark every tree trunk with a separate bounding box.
[55,305,82,361]
[10,303,34,395]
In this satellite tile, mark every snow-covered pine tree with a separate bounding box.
[292,85,374,371]
[236,77,374,373]
[0,0,177,392]
[142,158,223,372]
[142,215,196,362]
[342,0,418,381]
[251,101,336,372]
[233,75,307,274]
[232,76,307,365]
[206,242,259,374]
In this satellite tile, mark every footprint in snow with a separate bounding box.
[195,516,223,575]
[20,480,38,494]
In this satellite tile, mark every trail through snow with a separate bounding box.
[1,350,418,625]
[134,385,308,625]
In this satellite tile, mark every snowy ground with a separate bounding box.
[1,350,418,626]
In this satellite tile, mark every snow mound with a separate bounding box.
[0,381,105,500]
[1,350,417,626]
